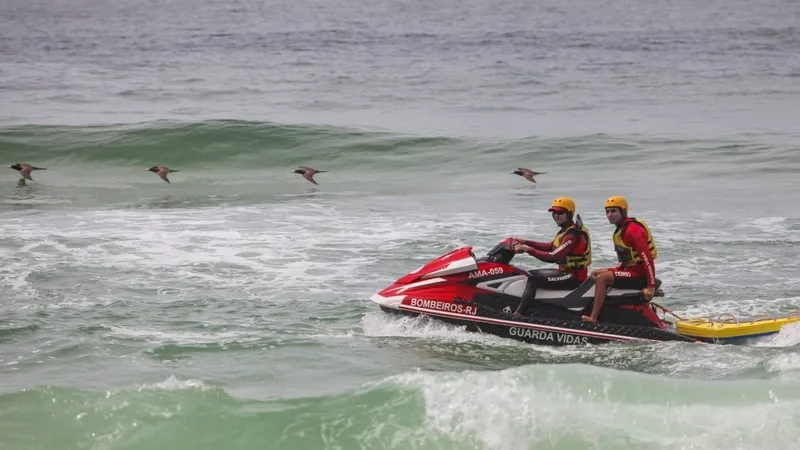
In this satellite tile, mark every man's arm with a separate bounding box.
[516,238,553,251]
[527,235,577,263]
[625,226,656,288]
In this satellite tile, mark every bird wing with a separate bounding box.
[157,168,171,183]
[303,172,319,185]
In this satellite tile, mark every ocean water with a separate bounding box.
[2,0,800,449]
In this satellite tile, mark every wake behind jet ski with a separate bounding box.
[370,240,698,346]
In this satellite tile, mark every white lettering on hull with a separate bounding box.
[468,267,504,279]
[509,327,589,345]
[409,298,477,316]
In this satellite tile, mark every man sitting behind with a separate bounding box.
[582,195,657,323]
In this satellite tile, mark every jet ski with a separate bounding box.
[369,239,698,346]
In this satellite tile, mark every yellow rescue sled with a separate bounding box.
[653,303,800,343]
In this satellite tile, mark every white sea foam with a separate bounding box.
[105,325,260,346]
[390,364,800,450]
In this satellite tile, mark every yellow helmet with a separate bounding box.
[549,197,576,215]
[604,196,628,211]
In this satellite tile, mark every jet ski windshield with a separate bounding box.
[478,240,516,265]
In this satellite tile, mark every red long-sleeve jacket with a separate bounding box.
[520,230,589,280]
[615,219,656,289]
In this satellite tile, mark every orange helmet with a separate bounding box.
[604,196,628,211]
[549,197,576,215]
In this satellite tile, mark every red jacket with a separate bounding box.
[615,218,656,289]
[521,226,590,281]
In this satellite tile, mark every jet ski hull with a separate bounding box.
[372,293,695,346]
[369,242,698,346]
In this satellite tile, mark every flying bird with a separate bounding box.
[8,162,47,181]
[511,168,545,183]
[146,165,179,183]
[293,166,327,185]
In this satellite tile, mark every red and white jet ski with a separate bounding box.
[369,239,696,346]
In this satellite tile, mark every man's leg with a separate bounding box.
[515,269,579,315]
[583,270,614,322]
[583,268,648,322]
[514,270,545,315]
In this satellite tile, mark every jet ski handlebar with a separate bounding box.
[479,239,517,265]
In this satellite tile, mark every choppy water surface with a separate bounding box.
[2,0,800,448]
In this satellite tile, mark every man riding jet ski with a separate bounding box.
[368,210,691,345]
[510,197,592,316]
[583,195,659,323]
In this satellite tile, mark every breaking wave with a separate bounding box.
[2,364,799,450]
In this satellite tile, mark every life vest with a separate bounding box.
[613,217,657,267]
[552,219,591,271]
